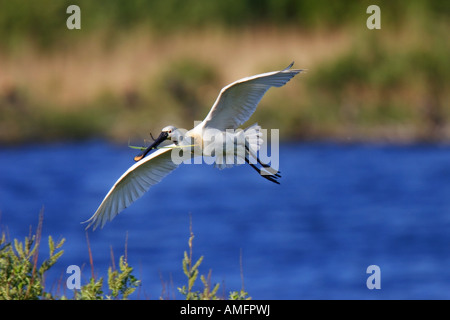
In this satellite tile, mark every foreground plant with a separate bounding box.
[0,232,64,299]
[177,222,251,300]
[1,213,249,300]
[72,255,140,300]
[0,228,140,300]
[0,211,140,300]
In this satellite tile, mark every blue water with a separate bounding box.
[1,141,450,299]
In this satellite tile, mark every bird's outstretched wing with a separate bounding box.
[85,146,178,230]
[200,62,302,131]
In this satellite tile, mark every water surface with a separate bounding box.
[1,141,450,299]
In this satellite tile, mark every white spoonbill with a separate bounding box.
[85,62,303,229]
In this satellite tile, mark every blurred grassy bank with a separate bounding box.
[0,1,448,144]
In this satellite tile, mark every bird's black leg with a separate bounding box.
[245,157,280,184]
[255,156,281,178]
[244,139,281,177]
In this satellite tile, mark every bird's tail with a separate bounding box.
[244,124,281,184]
[212,124,280,183]
[244,123,263,154]
[213,123,263,170]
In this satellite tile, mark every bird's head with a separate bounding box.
[161,125,177,139]
[162,125,184,145]
[134,125,178,162]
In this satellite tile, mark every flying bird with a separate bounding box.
[85,62,303,229]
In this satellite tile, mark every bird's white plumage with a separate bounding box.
[86,62,302,229]
[85,145,178,229]
[200,62,302,130]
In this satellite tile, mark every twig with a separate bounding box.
[240,248,245,292]
[110,245,116,271]
[85,231,95,279]
[27,206,44,298]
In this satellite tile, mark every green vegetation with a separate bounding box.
[0,214,249,300]
[300,30,449,142]
[0,215,140,299]
[0,1,448,144]
[177,223,250,300]
[0,0,447,49]
[0,232,64,299]
[70,255,140,300]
